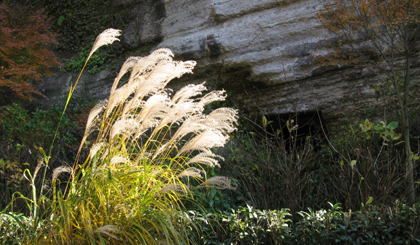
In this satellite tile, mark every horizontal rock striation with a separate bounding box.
[38,0,420,131]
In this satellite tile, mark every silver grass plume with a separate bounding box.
[89,47,238,191]
[32,157,45,181]
[177,129,228,156]
[187,152,223,168]
[52,166,73,181]
[111,56,142,95]
[153,115,207,158]
[171,83,207,104]
[110,155,131,166]
[152,83,208,133]
[204,108,238,133]
[106,82,139,118]
[158,184,188,195]
[95,225,120,240]
[178,167,205,179]
[110,48,174,96]
[110,118,140,140]
[121,60,197,116]
[88,29,121,61]
[82,100,108,141]
[153,100,200,133]
[90,142,106,158]
[136,93,171,123]
[197,176,236,190]
[198,90,227,107]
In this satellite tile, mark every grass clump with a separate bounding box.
[2,29,237,244]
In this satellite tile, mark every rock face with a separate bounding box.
[39,0,419,131]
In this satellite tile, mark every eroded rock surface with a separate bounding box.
[39,0,420,131]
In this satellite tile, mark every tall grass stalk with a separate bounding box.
[30,29,237,244]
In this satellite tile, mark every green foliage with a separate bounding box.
[180,202,420,244]
[190,164,242,212]
[0,212,38,245]
[180,205,291,245]
[27,0,129,73]
[0,104,77,153]
[61,42,123,73]
[222,117,325,213]
[326,122,409,210]
[287,202,420,244]
[318,0,420,204]
[28,0,124,53]
[359,119,402,144]
[220,114,414,213]
[0,104,78,211]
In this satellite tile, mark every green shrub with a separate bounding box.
[222,116,412,212]
[26,0,129,74]
[0,212,38,245]
[323,121,409,210]
[179,202,420,245]
[180,205,291,245]
[286,202,420,244]
[0,104,78,212]
[222,116,326,213]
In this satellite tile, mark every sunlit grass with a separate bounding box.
[5,28,238,244]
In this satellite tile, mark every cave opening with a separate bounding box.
[262,111,328,152]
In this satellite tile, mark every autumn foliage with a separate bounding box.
[0,3,61,101]
[318,0,420,60]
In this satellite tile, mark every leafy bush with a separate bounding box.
[221,115,413,212]
[28,0,124,53]
[286,202,420,244]
[180,205,291,245]
[0,104,78,212]
[222,116,325,213]
[0,212,38,245]
[323,120,409,210]
[179,202,420,245]
[27,0,128,74]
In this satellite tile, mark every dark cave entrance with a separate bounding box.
[262,111,328,152]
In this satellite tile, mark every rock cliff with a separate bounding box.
[39,0,419,131]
